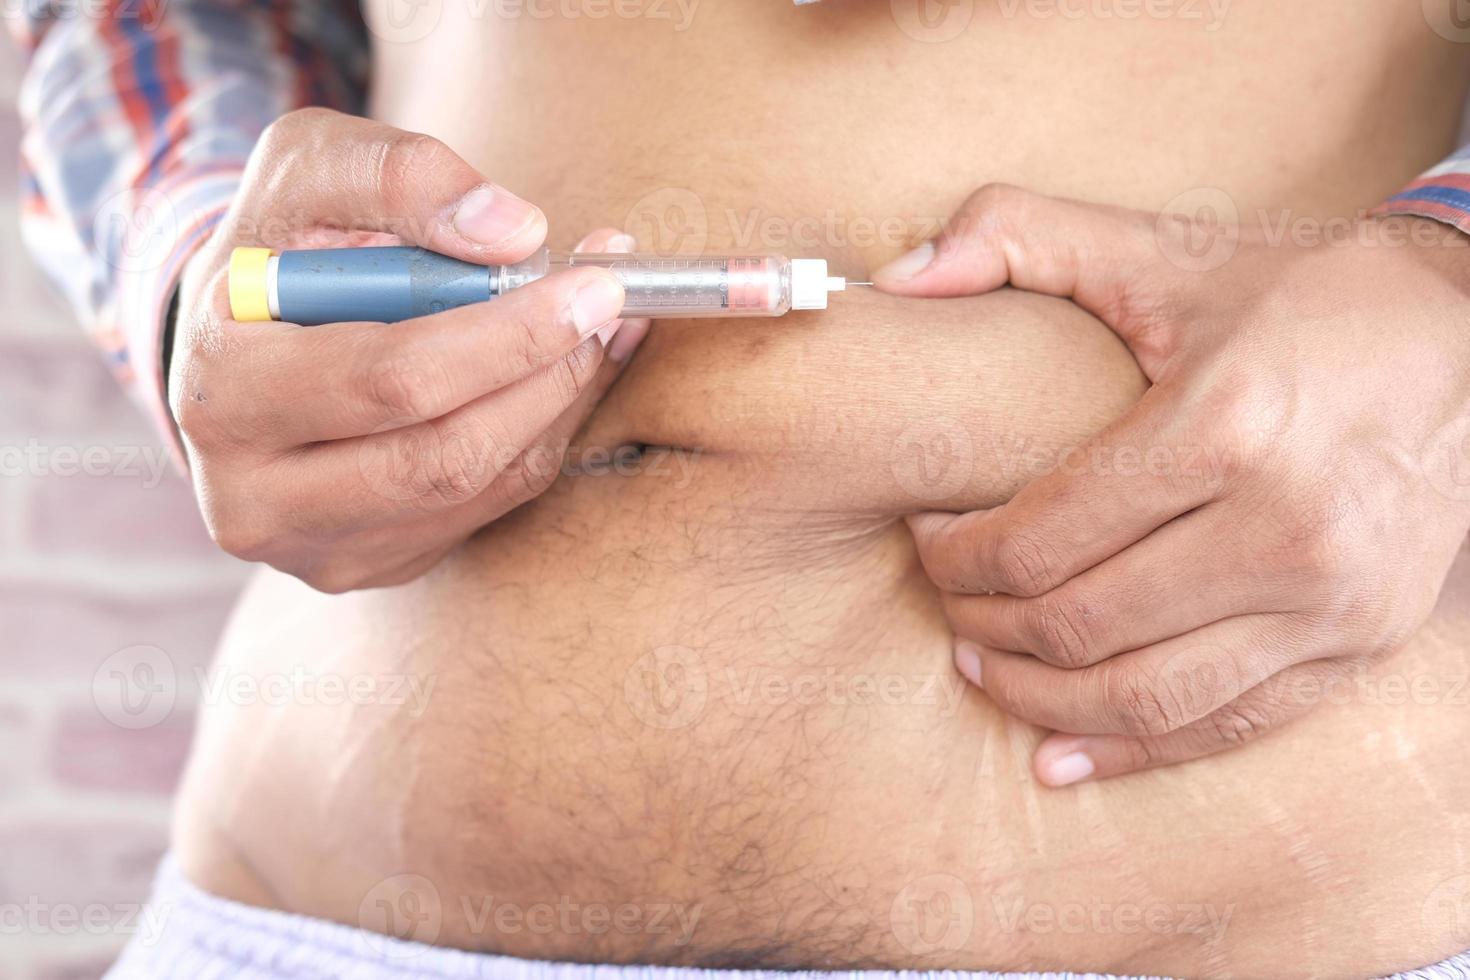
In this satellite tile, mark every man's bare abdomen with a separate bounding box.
[174,3,1470,975]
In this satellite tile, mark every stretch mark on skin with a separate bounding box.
[1004,719,1050,857]
[1383,706,1470,880]
[1259,799,1339,967]
[1075,781,1175,954]
[1176,776,1235,980]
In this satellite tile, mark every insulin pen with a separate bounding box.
[228,246,864,325]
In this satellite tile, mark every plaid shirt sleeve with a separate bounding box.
[8,1,369,448]
[1374,146,1470,236]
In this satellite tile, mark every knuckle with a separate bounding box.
[1118,736,1163,773]
[498,443,563,502]
[1196,382,1288,481]
[948,183,1027,246]
[989,528,1061,598]
[271,106,336,135]
[171,321,236,447]
[1028,595,1098,669]
[300,562,368,596]
[257,107,335,163]
[173,389,215,445]
[1107,668,1186,737]
[504,304,566,372]
[557,340,600,400]
[1273,498,1356,586]
[206,508,271,563]
[363,353,443,424]
[966,182,1025,218]
[531,340,599,410]
[415,420,506,506]
[1204,700,1271,749]
[981,663,1034,722]
[1355,600,1423,658]
[372,131,452,205]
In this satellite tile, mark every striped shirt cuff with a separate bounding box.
[1373,165,1470,238]
[113,166,244,469]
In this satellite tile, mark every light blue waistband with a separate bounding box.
[103,856,1470,980]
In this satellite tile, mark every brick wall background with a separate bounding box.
[0,38,250,980]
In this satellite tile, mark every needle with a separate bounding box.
[847,281,875,287]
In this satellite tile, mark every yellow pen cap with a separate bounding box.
[228,247,275,322]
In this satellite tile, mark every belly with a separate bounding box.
[174,3,1470,976]
[371,0,1466,264]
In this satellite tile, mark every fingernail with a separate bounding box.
[607,319,650,363]
[874,241,936,282]
[607,233,637,252]
[954,640,984,688]
[569,274,624,339]
[452,184,543,246]
[1041,751,1095,787]
[595,319,623,347]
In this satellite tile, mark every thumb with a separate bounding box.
[872,184,1177,333]
[241,108,547,263]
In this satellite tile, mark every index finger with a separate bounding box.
[907,392,1220,597]
[1030,660,1333,785]
[211,265,625,447]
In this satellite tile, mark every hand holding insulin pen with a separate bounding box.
[228,245,873,325]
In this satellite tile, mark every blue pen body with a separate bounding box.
[276,247,494,325]
[231,244,845,325]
